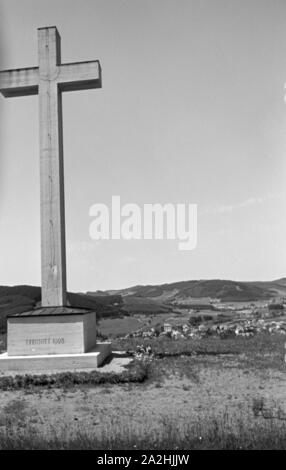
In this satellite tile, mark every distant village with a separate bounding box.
[123,298,286,340]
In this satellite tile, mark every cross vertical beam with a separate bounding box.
[0,26,102,308]
[38,27,66,306]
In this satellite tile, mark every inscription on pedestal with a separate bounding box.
[26,337,65,346]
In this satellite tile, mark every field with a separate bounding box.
[98,317,142,337]
[97,313,186,337]
[0,332,285,449]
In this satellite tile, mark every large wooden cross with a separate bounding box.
[0,26,102,307]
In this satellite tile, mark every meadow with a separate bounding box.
[0,331,285,449]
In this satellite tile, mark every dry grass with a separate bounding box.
[114,332,285,370]
[0,332,285,449]
[0,411,286,449]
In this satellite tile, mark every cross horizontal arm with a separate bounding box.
[58,60,101,92]
[0,67,39,98]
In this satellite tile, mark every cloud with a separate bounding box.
[215,228,234,235]
[202,192,283,215]
[120,256,137,264]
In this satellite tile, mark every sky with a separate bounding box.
[0,0,286,291]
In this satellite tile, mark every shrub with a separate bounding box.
[188,316,203,326]
[0,360,149,391]
[268,303,284,310]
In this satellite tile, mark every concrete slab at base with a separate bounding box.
[0,343,112,373]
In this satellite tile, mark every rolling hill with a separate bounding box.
[0,286,126,333]
[0,278,284,333]
[101,278,286,304]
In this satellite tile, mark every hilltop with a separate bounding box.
[91,278,286,305]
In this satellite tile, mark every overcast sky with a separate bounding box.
[0,0,286,291]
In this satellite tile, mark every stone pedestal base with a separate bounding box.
[2,307,112,374]
[7,307,98,356]
[0,342,112,373]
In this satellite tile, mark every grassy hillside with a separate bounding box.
[122,295,171,314]
[0,286,41,333]
[248,278,286,297]
[104,278,281,303]
[0,286,125,333]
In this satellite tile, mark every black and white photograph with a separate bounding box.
[0,0,286,455]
